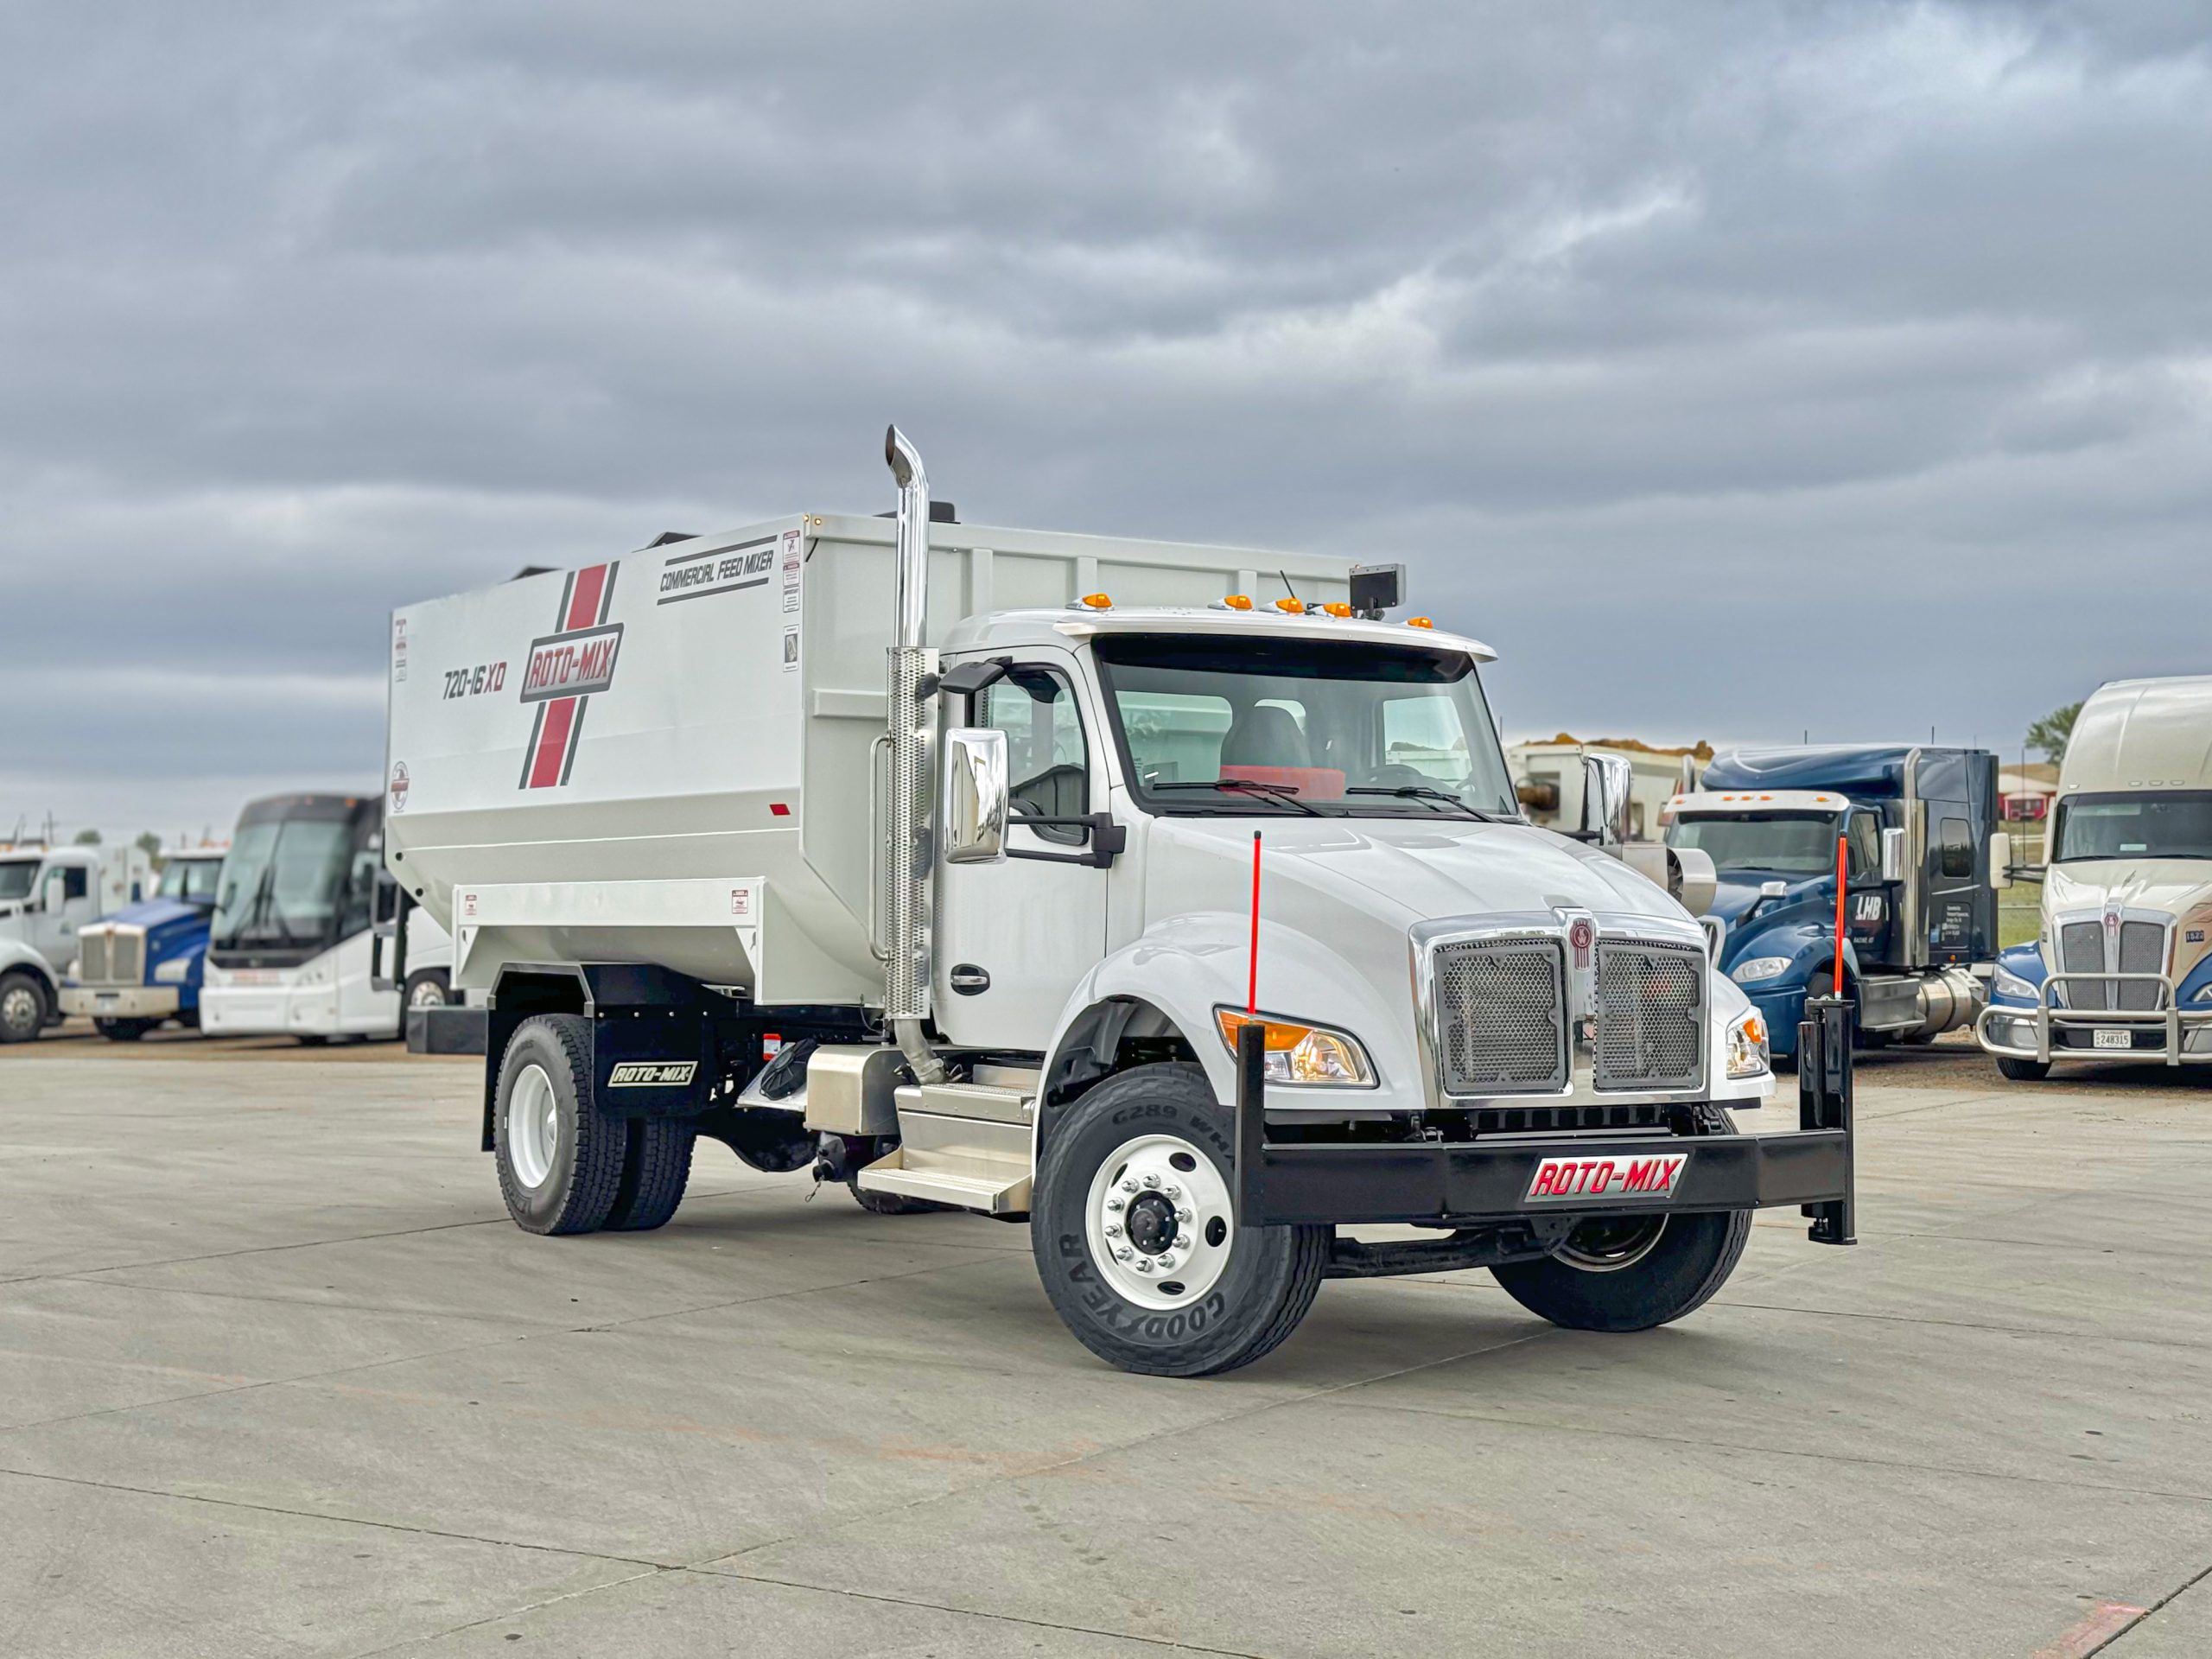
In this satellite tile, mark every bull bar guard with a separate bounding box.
[1976,971,2212,1067]
[1232,999,1856,1244]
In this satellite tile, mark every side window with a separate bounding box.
[44,866,88,906]
[1847,813,1881,881]
[64,867,88,900]
[1938,817,1974,879]
[976,667,1088,846]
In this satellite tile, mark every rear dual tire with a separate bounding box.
[494,1014,693,1235]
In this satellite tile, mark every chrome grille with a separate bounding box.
[2119,920,2165,1011]
[2059,922,2106,1010]
[1593,943,1704,1090]
[79,931,111,982]
[1433,939,1567,1094]
[110,931,144,986]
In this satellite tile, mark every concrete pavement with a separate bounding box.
[1,1042,2208,1656]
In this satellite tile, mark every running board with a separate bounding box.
[853,1081,1036,1216]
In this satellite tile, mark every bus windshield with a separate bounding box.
[211,821,353,949]
[1667,812,1842,876]
[160,857,226,905]
[2053,791,2212,862]
[1091,634,1518,820]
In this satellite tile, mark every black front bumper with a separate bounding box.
[1231,998,1858,1246]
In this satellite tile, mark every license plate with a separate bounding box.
[94,993,119,1010]
[1526,1152,1688,1203]
[2094,1028,2132,1051]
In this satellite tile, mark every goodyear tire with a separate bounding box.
[1032,1063,1325,1376]
[493,1014,627,1236]
[603,1119,696,1231]
[0,971,48,1044]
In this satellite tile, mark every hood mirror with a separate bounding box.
[1579,753,1632,850]
[1879,827,1907,883]
[1759,880,1789,899]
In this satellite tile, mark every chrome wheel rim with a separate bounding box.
[1556,1215,1669,1273]
[1084,1133,1235,1312]
[407,979,446,1011]
[1,984,39,1035]
[506,1063,559,1189]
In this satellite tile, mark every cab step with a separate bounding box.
[854,1080,1036,1216]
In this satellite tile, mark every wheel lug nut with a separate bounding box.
[1141,1173,1161,1189]
[1104,1223,1122,1238]
[1106,1196,1124,1211]
[1114,1246,1134,1262]
[1176,1208,1193,1224]
[1163,1184,1181,1200]
[1119,1179,1138,1194]
[1135,1258,1154,1274]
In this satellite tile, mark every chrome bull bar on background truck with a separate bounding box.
[384,427,1854,1376]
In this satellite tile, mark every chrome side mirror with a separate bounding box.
[943,728,1009,865]
[1879,827,1906,882]
[1580,753,1633,849]
[1988,830,2012,891]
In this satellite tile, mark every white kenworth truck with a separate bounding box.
[385,430,1853,1376]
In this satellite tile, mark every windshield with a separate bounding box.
[2053,791,2212,862]
[0,860,37,903]
[1092,634,1517,819]
[1667,812,1841,875]
[160,856,225,905]
[211,820,353,948]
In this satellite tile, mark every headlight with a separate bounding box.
[1215,1008,1374,1085]
[1731,956,1792,985]
[153,957,190,984]
[1993,966,2039,1002]
[1726,1011,1770,1079]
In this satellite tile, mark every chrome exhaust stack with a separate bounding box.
[883,426,946,1084]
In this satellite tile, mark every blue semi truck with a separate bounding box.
[1662,746,2005,1061]
[58,845,228,1040]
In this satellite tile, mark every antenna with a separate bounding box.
[1277,568,1299,607]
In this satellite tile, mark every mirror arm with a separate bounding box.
[1006,812,1124,869]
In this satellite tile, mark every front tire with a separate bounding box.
[1997,1056,2051,1082]
[493,1014,628,1235]
[1032,1063,1326,1376]
[403,969,453,1013]
[1491,1208,1751,1332]
[94,1018,159,1042]
[0,972,48,1044]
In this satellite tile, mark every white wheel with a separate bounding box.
[1084,1132,1236,1313]
[406,975,448,1012]
[505,1062,559,1190]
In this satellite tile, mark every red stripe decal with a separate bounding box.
[528,697,577,789]
[567,564,607,631]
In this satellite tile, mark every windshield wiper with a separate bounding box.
[1344,785,1510,823]
[1152,779,1323,817]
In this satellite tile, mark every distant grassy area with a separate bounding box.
[1999,902,2041,950]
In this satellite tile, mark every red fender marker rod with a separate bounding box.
[1248,830,1262,1015]
[1834,834,1848,998]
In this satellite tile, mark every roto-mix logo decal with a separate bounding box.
[518,563,622,790]
[607,1061,697,1088]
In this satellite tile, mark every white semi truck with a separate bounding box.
[1978,676,2212,1075]
[385,429,1854,1376]
[0,841,152,1042]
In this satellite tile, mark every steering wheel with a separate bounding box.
[1363,764,1433,791]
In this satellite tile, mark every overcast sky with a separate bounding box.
[3,1,2207,841]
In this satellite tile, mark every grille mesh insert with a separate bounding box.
[1593,944,1704,1090]
[79,933,111,983]
[2119,920,2165,1011]
[1433,940,1566,1095]
[2059,922,2107,1010]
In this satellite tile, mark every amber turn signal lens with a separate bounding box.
[1274,597,1306,613]
[1407,616,1434,628]
[1220,594,1253,610]
[1320,602,1352,617]
[1078,593,1112,609]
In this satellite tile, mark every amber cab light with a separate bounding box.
[1274,597,1306,614]
[1406,616,1434,628]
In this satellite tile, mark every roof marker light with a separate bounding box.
[1077,593,1112,610]
[1274,597,1306,614]
[1320,602,1352,618]
[1217,594,1254,611]
[1406,616,1434,629]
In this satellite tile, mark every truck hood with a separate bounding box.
[1151,814,1689,931]
[2045,860,2212,922]
[93,898,204,932]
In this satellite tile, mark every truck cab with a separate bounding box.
[0,842,153,1041]
[1978,677,2212,1077]
[60,846,228,1040]
[1663,746,2002,1059]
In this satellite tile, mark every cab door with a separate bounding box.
[934,654,1111,1049]
[34,861,92,967]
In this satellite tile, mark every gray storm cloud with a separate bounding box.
[1,0,2207,836]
